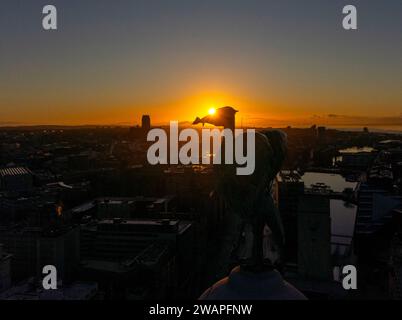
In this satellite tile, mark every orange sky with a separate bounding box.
[1,1,402,129]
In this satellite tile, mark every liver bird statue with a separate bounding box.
[193,106,287,271]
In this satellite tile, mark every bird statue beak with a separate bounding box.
[192,117,203,125]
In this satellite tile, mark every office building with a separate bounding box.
[0,167,33,192]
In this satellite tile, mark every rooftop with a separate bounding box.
[0,279,98,300]
[0,167,32,177]
[82,218,192,234]
[81,244,169,273]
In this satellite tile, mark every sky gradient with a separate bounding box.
[1,0,401,128]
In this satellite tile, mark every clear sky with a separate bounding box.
[1,0,401,128]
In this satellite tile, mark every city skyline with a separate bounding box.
[1,0,402,129]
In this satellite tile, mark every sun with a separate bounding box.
[208,108,216,115]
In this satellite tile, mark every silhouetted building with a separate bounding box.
[0,167,33,192]
[340,151,376,169]
[72,196,176,220]
[276,171,304,262]
[0,244,12,292]
[0,225,80,282]
[129,115,153,141]
[81,218,192,261]
[142,115,151,131]
[389,239,402,298]
[0,279,97,300]
[298,195,332,281]
[80,218,195,299]
[355,184,402,237]
[317,126,326,142]
[80,243,174,299]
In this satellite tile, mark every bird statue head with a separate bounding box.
[193,106,238,130]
